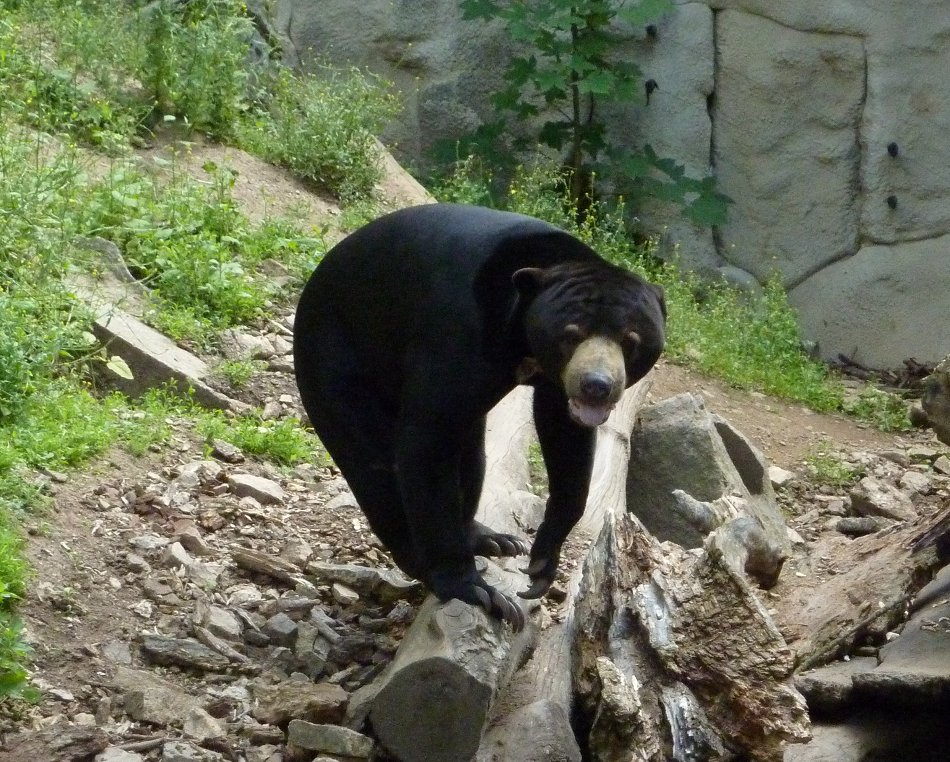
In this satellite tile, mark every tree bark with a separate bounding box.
[572,510,811,761]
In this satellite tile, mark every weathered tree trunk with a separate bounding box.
[367,561,540,762]
[359,387,543,762]
[774,504,950,671]
[572,511,811,761]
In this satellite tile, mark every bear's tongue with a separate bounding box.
[568,398,612,427]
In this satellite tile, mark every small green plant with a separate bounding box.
[842,385,911,432]
[526,441,549,496]
[196,412,322,467]
[238,66,400,202]
[804,446,863,488]
[217,359,265,388]
[139,0,254,138]
[455,0,729,224]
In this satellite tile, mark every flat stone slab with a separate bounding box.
[794,657,877,713]
[852,564,950,703]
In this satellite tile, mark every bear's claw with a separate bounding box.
[470,523,529,558]
[518,556,555,599]
[472,585,525,631]
[518,575,552,600]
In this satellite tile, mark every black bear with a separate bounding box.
[293,204,665,629]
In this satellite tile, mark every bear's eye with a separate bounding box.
[559,323,585,353]
[623,330,641,348]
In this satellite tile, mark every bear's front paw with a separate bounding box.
[430,571,526,632]
[469,521,529,558]
[518,556,557,599]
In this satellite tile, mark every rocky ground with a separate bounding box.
[1,142,947,762]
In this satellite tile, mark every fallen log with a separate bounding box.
[367,561,540,762]
[353,387,542,762]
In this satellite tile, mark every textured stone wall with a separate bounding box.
[268,0,950,369]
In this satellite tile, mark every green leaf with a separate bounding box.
[535,67,566,92]
[538,120,571,150]
[576,70,614,95]
[105,355,134,380]
[685,192,731,226]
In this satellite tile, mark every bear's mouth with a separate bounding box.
[568,398,613,428]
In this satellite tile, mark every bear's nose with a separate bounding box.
[580,372,612,401]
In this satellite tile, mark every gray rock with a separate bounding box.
[835,516,891,537]
[161,541,193,569]
[626,393,789,555]
[161,740,225,762]
[852,568,950,704]
[263,612,298,647]
[196,602,243,642]
[286,720,373,758]
[898,469,932,495]
[88,302,245,411]
[250,678,348,726]
[182,707,225,742]
[100,639,133,665]
[228,473,286,505]
[219,328,276,361]
[791,236,950,368]
[849,476,916,522]
[95,748,145,762]
[128,533,169,551]
[715,10,864,286]
[784,708,950,762]
[140,635,231,672]
[210,438,244,463]
[114,666,201,726]
[768,465,796,488]
[280,537,313,568]
[293,620,332,678]
[331,582,360,605]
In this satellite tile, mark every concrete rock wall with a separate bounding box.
[268,0,950,369]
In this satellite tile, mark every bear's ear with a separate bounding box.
[650,283,667,319]
[512,267,545,298]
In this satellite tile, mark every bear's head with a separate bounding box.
[514,261,666,427]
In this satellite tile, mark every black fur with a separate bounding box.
[293,204,665,627]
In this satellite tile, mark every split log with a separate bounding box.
[477,380,653,762]
[366,561,541,762]
[774,503,950,671]
[572,511,811,761]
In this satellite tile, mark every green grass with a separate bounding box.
[804,445,864,488]
[196,412,322,468]
[0,0,395,696]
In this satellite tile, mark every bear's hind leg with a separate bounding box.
[296,330,422,580]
